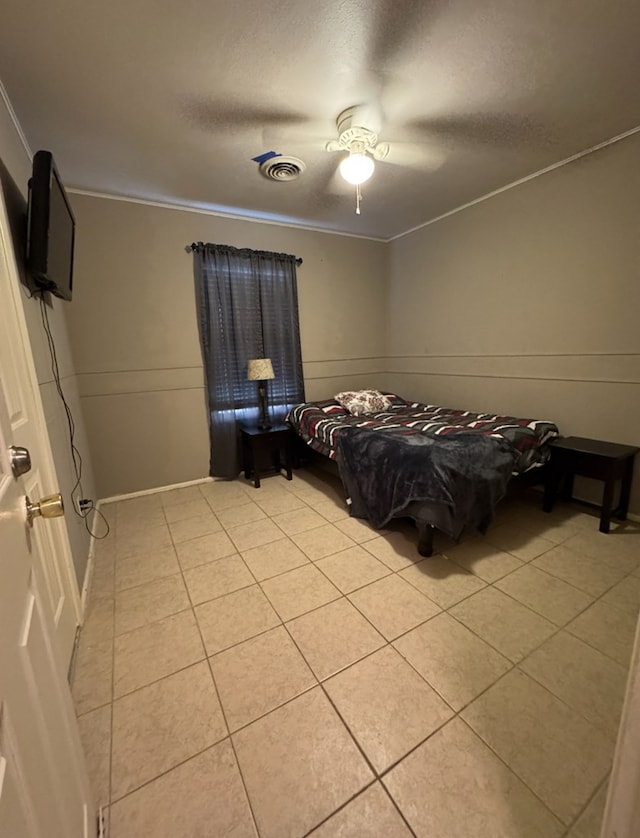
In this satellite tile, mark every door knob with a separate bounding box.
[25,493,64,527]
[9,445,32,478]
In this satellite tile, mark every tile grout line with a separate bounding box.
[108,658,208,703]
[559,771,611,838]
[296,779,383,838]
[106,741,230,809]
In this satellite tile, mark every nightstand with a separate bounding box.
[543,436,639,533]
[240,424,293,489]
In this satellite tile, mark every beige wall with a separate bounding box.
[0,94,96,587]
[67,195,388,497]
[384,132,640,514]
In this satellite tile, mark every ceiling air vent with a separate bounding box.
[259,156,306,182]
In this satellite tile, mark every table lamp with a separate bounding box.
[247,358,275,430]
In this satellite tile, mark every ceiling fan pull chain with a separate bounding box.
[356,184,362,215]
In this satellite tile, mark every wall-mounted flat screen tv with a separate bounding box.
[27,150,75,301]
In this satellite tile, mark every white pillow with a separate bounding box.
[334,389,392,416]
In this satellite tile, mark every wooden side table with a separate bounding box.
[240,424,293,489]
[543,436,639,533]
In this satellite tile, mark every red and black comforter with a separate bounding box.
[286,394,558,474]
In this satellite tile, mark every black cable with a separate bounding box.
[38,293,110,539]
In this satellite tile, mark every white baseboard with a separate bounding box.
[80,553,94,616]
[99,476,213,506]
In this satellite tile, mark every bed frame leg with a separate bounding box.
[417,523,435,557]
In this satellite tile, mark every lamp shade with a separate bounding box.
[339,152,375,185]
[247,358,275,381]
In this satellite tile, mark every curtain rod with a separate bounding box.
[185,242,302,266]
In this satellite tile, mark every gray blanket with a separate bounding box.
[336,428,518,539]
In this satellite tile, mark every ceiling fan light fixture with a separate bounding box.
[339,151,375,185]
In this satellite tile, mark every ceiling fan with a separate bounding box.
[323,104,442,215]
[326,106,390,184]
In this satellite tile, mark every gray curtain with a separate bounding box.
[193,242,305,478]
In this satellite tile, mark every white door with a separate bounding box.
[0,186,80,668]
[0,193,93,833]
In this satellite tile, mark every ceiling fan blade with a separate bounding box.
[404,113,551,148]
[366,1,442,70]
[383,141,447,171]
[371,142,389,161]
[298,157,350,213]
[180,97,311,133]
[298,152,349,197]
[261,116,336,153]
[321,160,353,196]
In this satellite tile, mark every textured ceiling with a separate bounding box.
[1,0,639,239]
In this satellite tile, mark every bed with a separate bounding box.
[287,393,558,556]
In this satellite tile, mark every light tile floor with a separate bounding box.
[73,466,640,837]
